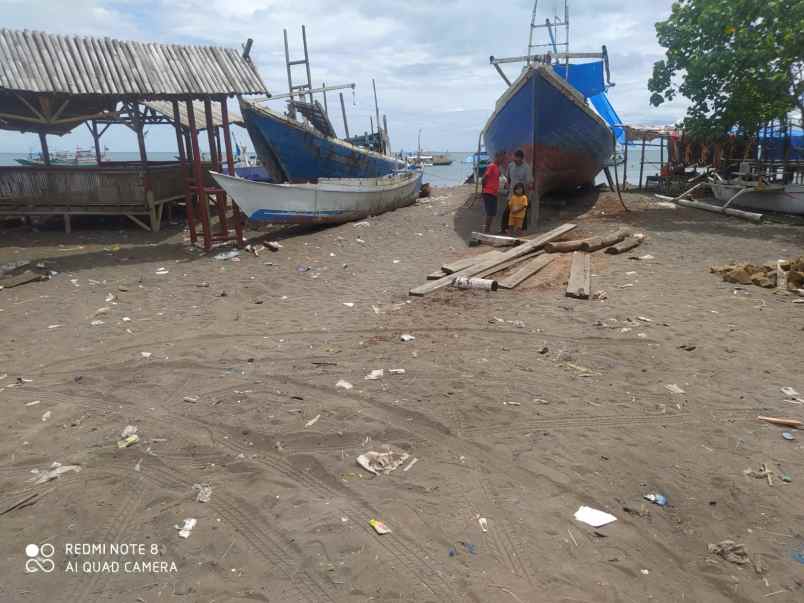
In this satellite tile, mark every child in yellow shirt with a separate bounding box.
[507,182,528,235]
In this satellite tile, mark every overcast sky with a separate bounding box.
[0,0,688,154]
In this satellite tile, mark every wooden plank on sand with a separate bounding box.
[498,254,555,289]
[470,232,525,247]
[566,252,591,299]
[442,249,503,274]
[427,270,448,280]
[478,252,542,278]
[411,223,576,296]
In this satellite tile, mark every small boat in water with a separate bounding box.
[210,170,422,224]
[16,146,109,166]
[432,154,453,166]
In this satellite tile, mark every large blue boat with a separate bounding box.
[240,100,404,183]
[483,0,621,194]
[483,63,615,193]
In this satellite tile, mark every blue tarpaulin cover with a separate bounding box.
[553,61,624,142]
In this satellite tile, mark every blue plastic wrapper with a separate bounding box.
[643,493,668,507]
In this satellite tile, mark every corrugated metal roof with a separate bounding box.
[144,100,244,130]
[0,29,267,97]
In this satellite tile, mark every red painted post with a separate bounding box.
[186,100,211,250]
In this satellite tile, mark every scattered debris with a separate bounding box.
[478,516,489,532]
[41,410,51,422]
[155,268,169,275]
[121,425,138,438]
[400,334,416,342]
[403,457,419,472]
[336,380,353,390]
[368,518,391,534]
[183,396,199,404]
[356,449,411,475]
[90,320,105,326]
[267,241,282,252]
[365,369,384,380]
[453,276,498,291]
[193,483,212,503]
[781,387,800,397]
[117,434,140,448]
[643,493,668,507]
[574,506,617,527]
[30,463,82,485]
[213,249,240,261]
[707,540,750,566]
[305,414,321,428]
[782,432,795,441]
[388,368,406,375]
[343,302,355,307]
[757,416,801,429]
[665,384,686,395]
[175,518,197,539]
[592,290,608,300]
[25,400,40,407]
[140,352,152,359]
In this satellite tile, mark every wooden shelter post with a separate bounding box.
[91,121,102,164]
[622,130,628,187]
[186,100,211,250]
[203,98,226,236]
[220,98,244,246]
[171,101,186,162]
[638,138,646,190]
[38,131,50,165]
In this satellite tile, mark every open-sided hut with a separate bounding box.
[0,28,267,243]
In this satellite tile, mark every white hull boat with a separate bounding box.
[711,182,804,216]
[211,170,422,224]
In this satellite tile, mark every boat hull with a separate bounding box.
[241,102,404,183]
[211,171,422,225]
[712,183,804,216]
[483,65,614,193]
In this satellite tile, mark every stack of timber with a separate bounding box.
[409,223,576,296]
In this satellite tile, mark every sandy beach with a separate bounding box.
[1,186,803,602]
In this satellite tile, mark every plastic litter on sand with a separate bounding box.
[574,506,617,527]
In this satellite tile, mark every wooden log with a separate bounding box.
[580,229,630,252]
[411,223,576,296]
[605,235,644,255]
[442,250,504,274]
[470,231,525,247]
[544,239,585,253]
[498,254,555,289]
[566,252,591,299]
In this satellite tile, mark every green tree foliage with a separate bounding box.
[648,0,804,138]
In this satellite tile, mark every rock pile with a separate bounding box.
[710,257,804,290]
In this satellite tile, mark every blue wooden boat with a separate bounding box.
[483,63,614,194]
[240,100,404,183]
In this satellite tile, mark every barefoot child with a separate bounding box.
[507,182,528,235]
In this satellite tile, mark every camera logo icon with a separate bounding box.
[25,543,55,573]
